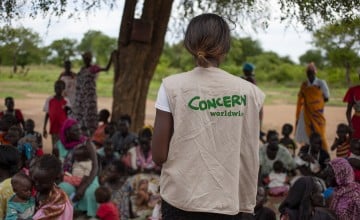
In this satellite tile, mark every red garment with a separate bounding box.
[92,123,107,147]
[96,202,120,220]
[343,85,360,138]
[44,97,68,135]
[0,109,24,125]
[354,169,360,183]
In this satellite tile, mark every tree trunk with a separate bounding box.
[112,0,173,132]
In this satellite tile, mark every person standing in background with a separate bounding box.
[295,62,330,150]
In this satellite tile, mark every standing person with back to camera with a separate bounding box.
[152,13,265,220]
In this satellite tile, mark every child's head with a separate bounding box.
[273,160,284,173]
[184,13,230,68]
[54,80,65,95]
[105,122,116,137]
[281,123,293,137]
[309,132,322,153]
[24,119,35,133]
[138,127,153,152]
[73,145,90,162]
[4,97,14,111]
[6,125,22,146]
[117,118,130,134]
[11,171,33,201]
[95,186,112,204]
[104,140,115,158]
[64,60,72,71]
[31,154,62,194]
[266,130,279,150]
[98,109,110,123]
[350,139,360,156]
[336,123,349,139]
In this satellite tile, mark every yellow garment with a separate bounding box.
[0,178,14,219]
[296,82,327,150]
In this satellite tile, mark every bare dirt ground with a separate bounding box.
[16,93,346,156]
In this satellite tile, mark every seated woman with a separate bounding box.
[326,158,360,220]
[259,130,296,178]
[295,132,330,177]
[56,119,99,217]
[30,154,73,219]
[279,176,336,220]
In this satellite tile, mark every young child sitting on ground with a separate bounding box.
[264,160,290,196]
[295,132,330,176]
[6,172,35,220]
[95,186,120,220]
[97,140,120,170]
[280,123,297,157]
[330,123,351,158]
[63,145,92,187]
[24,119,43,151]
[348,139,360,183]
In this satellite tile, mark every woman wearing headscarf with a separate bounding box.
[295,62,330,150]
[279,176,336,220]
[326,158,360,220]
[56,119,99,218]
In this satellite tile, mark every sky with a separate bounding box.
[15,4,314,64]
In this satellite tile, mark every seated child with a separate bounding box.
[6,172,35,220]
[97,140,120,170]
[330,123,351,158]
[63,145,92,186]
[348,139,360,183]
[31,154,73,219]
[295,132,330,176]
[95,186,120,220]
[279,123,297,157]
[264,160,290,196]
[24,119,43,153]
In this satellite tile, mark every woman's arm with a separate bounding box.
[152,109,173,166]
[346,102,353,132]
[74,141,99,201]
[99,50,117,72]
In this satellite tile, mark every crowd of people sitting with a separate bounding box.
[0,93,359,219]
[0,53,359,220]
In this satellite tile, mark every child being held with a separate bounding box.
[95,186,120,220]
[264,160,290,196]
[330,123,351,158]
[6,172,35,220]
[63,145,92,186]
[279,123,297,157]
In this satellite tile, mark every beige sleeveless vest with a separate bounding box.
[161,67,265,214]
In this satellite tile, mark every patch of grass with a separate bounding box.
[0,65,350,106]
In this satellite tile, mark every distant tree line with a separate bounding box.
[1,18,360,87]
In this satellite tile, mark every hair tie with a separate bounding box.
[197,51,206,57]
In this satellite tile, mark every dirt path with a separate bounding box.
[16,94,346,155]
